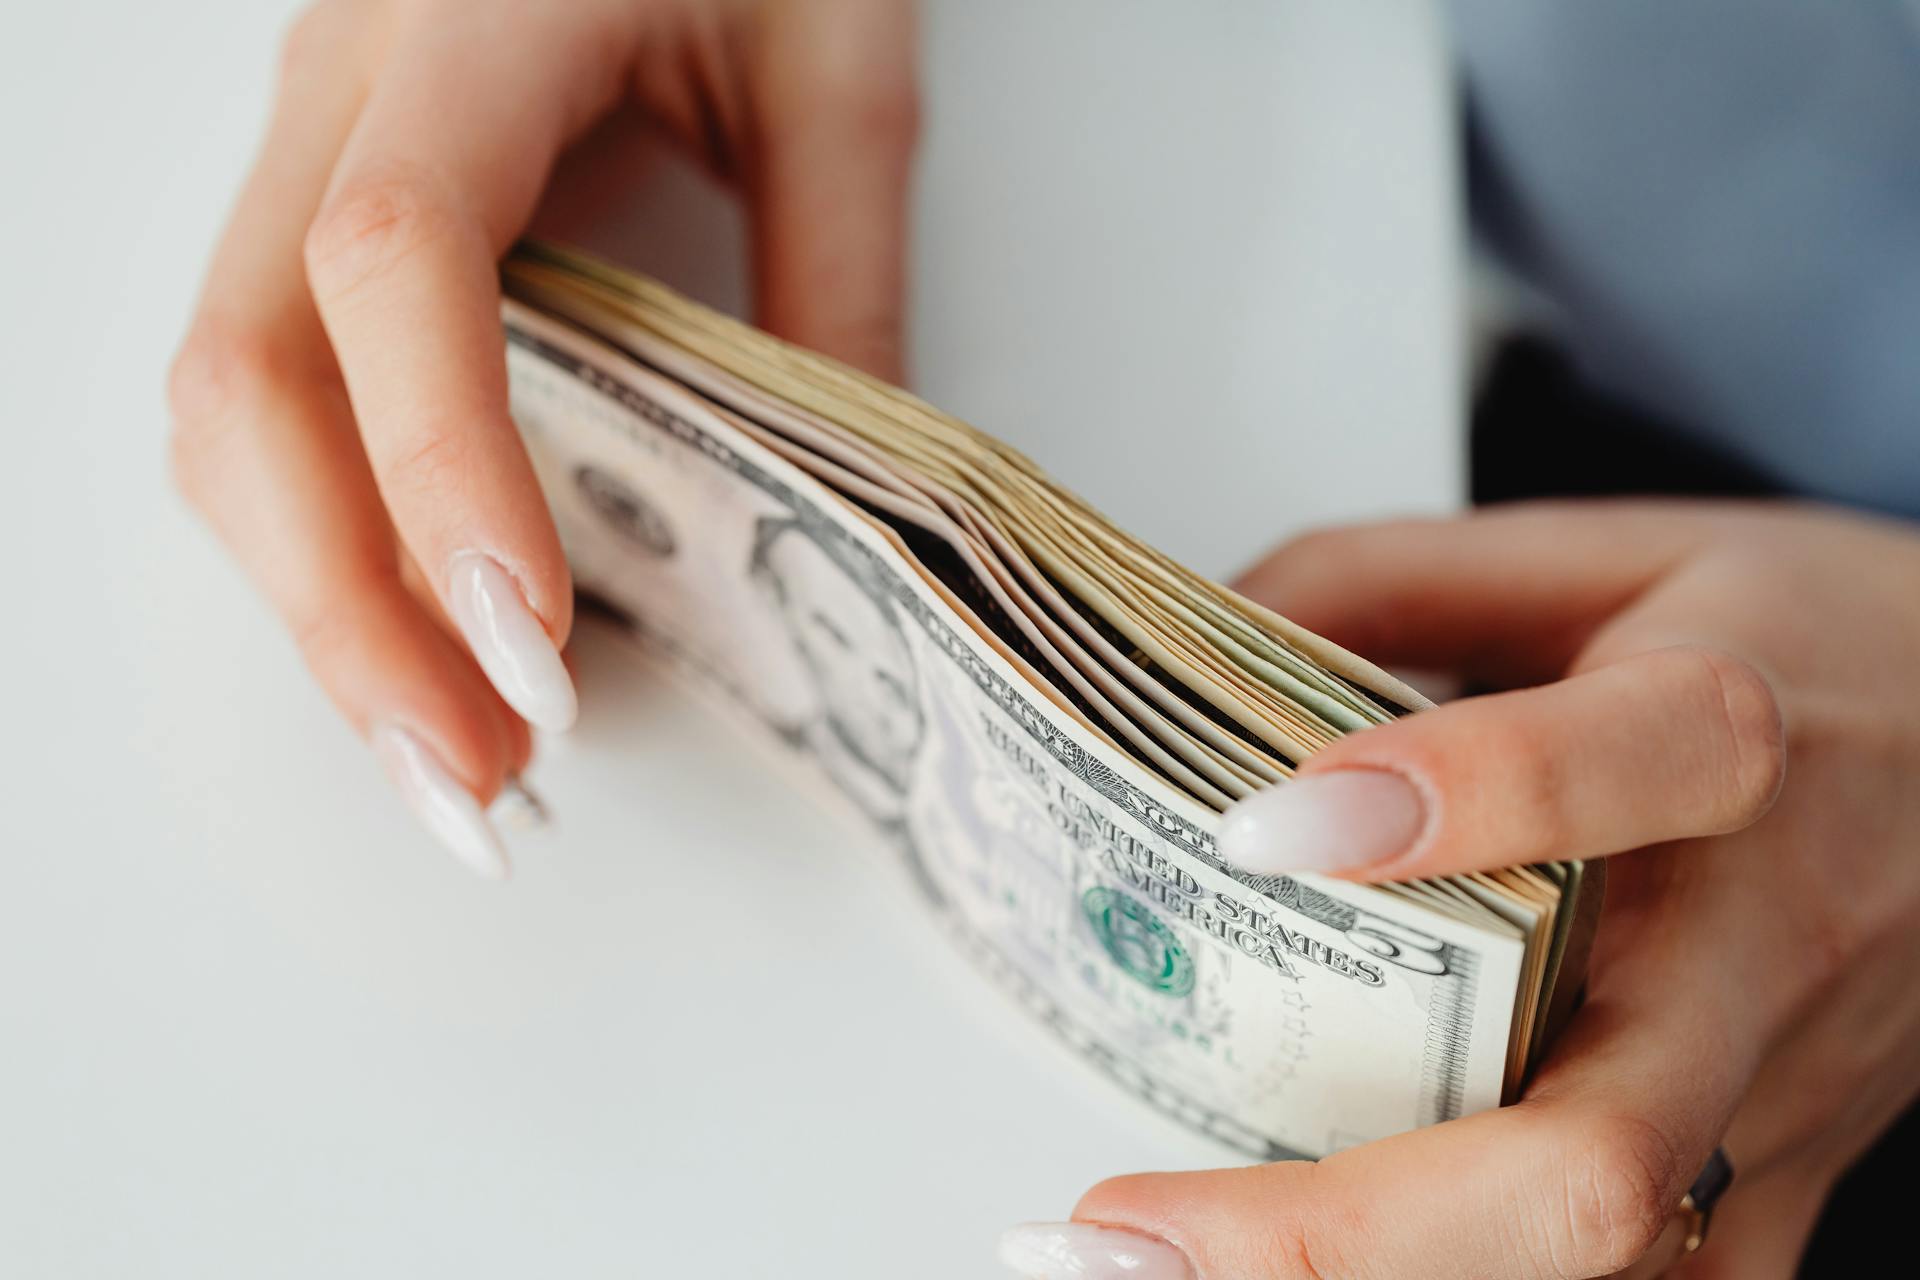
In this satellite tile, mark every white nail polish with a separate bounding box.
[372,725,511,880]
[998,1223,1193,1280]
[489,775,549,832]
[446,551,578,733]
[1218,769,1426,876]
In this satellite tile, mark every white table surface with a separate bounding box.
[0,2,1461,1275]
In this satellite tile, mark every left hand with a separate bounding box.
[168,0,918,876]
[998,499,1920,1279]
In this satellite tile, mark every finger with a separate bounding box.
[1216,643,1785,880]
[1015,918,1766,1280]
[1232,503,1715,684]
[398,542,536,772]
[745,0,919,382]
[172,3,527,875]
[302,2,644,730]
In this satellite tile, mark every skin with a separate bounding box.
[171,3,1920,1274]
[169,0,918,804]
[1078,501,1920,1278]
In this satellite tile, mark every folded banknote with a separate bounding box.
[499,241,1598,1161]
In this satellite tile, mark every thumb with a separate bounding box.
[998,946,1753,1280]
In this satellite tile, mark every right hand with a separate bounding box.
[168,0,920,876]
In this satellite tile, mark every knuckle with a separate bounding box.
[1546,1114,1679,1276]
[1688,646,1787,826]
[304,173,466,305]
[166,322,289,501]
[167,321,282,424]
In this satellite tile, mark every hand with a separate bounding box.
[999,500,1920,1279]
[168,0,918,876]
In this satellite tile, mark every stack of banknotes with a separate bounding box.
[500,242,1599,1161]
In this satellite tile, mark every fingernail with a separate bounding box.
[1218,769,1425,876]
[446,551,578,733]
[372,725,511,880]
[998,1223,1193,1280]
[489,775,549,832]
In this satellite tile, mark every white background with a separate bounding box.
[0,2,1461,1275]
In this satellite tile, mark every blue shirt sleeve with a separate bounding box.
[1449,0,1920,519]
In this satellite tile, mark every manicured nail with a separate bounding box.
[446,551,578,733]
[372,725,510,880]
[1218,769,1425,876]
[489,775,549,832]
[998,1223,1193,1280]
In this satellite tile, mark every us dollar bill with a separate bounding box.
[503,302,1527,1161]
